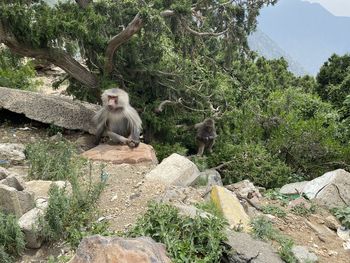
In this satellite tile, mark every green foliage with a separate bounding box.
[261,205,287,218]
[127,202,227,263]
[40,170,110,247]
[0,212,25,259]
[251,216,297,263]
[209,143,293,188]
[47,123,64,136]
[0,246,13,263]
[0,48,38,90]
[332,206,350,229]
[290,203,316,217]
[152,142,188,161]
[25,139,85,181]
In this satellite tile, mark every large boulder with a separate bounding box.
[303,169,350,209]
[0,175,25,191]
[193,169,223,187]
[211,186,251,232]
[18,199,48,249]
[0,86,100,134]
[225,231,283,263]
[146,153,200,186]
[81,143,158,165]
[0,143,26,164]
[279,181,309,195]
[0,184,35,217]
[68,235,171,263]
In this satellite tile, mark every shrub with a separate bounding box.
[127,202,227,263]
[332,206,350,229]
[25,139,85,181]
[152,142,188,162]
[261,205,287,218]
[0,212,25,259]
[0,246,13,263]
[209,143,293,188]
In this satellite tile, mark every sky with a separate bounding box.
[306,0,350,17]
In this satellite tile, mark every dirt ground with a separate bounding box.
[1,116,349,263]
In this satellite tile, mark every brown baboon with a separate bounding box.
[195,118,217,156]
[92,88,142,148]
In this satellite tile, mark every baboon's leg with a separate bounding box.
[197,141,205,156]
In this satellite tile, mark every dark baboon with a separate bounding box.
[92,88,142,148]
[195,118,217,156]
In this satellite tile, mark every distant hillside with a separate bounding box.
[248,29,308,76]
[257,0,350,75]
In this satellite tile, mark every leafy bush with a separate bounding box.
[261,205,287,218]
[0,212,25,260]
[127,202,227,263]
[0,48,38,90]
[0,246,13,263]
[332,206,350,229]
[209,143,293,188]
[290,203,316,217]
[25,139,85,181]
[152,142,188,161]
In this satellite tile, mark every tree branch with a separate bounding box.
[104,13,144,75]
[0,22,99,89]
[180,18,228,37]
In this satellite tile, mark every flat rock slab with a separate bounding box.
[81,143,158,164]
[0,86,100,134]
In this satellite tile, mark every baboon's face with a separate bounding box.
[107,95,118,111]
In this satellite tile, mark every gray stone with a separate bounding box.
[25,180,72,200]
[68,235,171,263]
[0,86,100,134]
[146,153,200,186]
[0,184,35,217]
[226,180,262,199]
[303,169,350,209]
[0,167,10,179]
[0,143,25,163]
[18,206,47,249]
[280,181,309,195]
[174,204,211,219]
[0,175,25,190]
[291,246,318,263]
[225,230,283,263]
[194,169,223,187]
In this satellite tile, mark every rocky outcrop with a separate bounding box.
[82,143,158,165]
[303,169,350,209]
[0,86,100,134]
[69,235,171,263]
[280,181,308,195]
[194,169,223,187]
[25,180,72,200]
[146,153,200,186]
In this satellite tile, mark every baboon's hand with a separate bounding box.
[127,139,140,148]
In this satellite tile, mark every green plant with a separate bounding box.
[47,123,64,136]
[332,206,350,229]
[25,139,85,181]
[152,142,188,162]
[290,203,316,217]
[127,202,227,263]
[251,216,297,263]
[261,205,287,218]
[0,212,25,259]
[0,246,13,263]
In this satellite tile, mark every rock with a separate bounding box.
[0,184,35,217]
[291,246,318,263]
[18,200,48,249]
[280,181,309,195]
[82,143,158,165]
[226,180,262,199]
[160,186,204,205]
[68,235,171,263]
[288,197,312,210]
[25,180,72,200]
[211,186,251,232]
[146,153,199,186]
[0,175,25,190]
[0,86,100,134]
[174,204,211,219]
[0,166,10,179]
[0,143,25,164]
[324,215,341,231]
[337,227,350,241]
[224,230,283,263]
[193,169,223,187]
[303,169,350,209]
[75,134,96,151]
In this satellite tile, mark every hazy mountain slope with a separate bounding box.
[258,0,350,75]
[248,29,308,76]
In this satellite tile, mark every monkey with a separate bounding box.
[194,118,217,156]
[92,88,142,148]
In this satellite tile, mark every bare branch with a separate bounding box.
[75,0,92,8]
[160,10,176,17]
[104,13,144,75]
[0,22,98,89]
